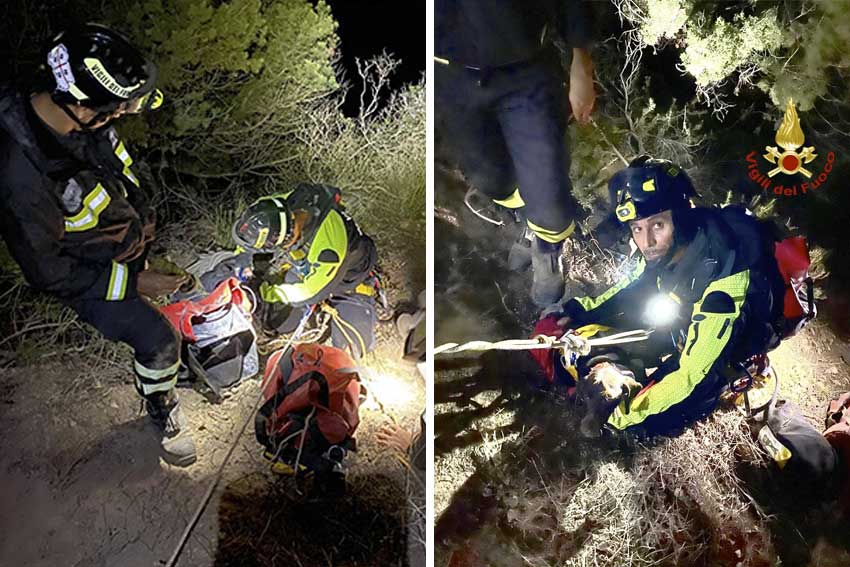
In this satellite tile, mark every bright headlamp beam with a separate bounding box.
[645,294,678,327]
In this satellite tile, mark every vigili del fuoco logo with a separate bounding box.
[746,99,835,196]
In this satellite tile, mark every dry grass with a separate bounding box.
[465,409,776,567]
[557,412,770,567]
[0,263,128,376]
[434,224,794,566]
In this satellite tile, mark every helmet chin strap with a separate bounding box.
[59,102,114,132]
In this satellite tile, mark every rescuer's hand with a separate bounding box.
[539,302,564,319]
[588,362,643,401]
[137,270,190,298]
[569,48,595,125]
[113,240,147,263]
[376,422,414,454]
[142,219,156,243]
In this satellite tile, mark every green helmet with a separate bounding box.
[232,197,292,251]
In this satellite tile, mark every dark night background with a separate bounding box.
[0,1,426,113]
[327,0,426,115]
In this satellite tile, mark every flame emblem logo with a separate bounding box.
[763,99,817,178]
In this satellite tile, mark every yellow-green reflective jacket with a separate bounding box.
[256,185,376,307]
[565,207,785,435]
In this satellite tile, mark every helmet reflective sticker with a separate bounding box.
[48,44,77,94]
[254,227,270,249]
[147,88,163,110]
[271,198,288,245]
[121,88,164,114]
[616,200,637,221]
[84,57,143,99]
[642,179,656,192]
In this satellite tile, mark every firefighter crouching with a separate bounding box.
[0,25,196,464]
[533,156,793,438]
[231,183,380,359]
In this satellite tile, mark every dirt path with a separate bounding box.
[0,329,423,567]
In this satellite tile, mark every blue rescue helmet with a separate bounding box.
[609,156,698,223]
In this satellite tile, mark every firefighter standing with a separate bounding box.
[435,0,597,307]
[538,157,788,436]
[0,25,196,465]
[231,183,379,359]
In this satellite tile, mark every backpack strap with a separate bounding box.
[284,370,330,408]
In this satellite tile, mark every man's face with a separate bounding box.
[72,104,128,131]
[628,210,675,263]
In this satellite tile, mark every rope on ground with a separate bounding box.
[164,307,315,567]
[463,187,504,226]
[434,328,652,357]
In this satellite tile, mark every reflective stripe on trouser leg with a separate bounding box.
[64,295,181,397]
[134,358,181,396]
[492,188,525,209]
[527,220,576,243]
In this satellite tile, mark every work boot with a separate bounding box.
[145,390,198,467]
[530,237,565,308]
[508,227,534,271]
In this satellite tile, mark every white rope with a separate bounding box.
[434,329,652,357]
[291,406,316,495]
[267,423,309,467]
[463,188,504,226]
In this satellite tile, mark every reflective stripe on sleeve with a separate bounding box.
[106,262,128,301]
[115,141,140,187]
[123,167,139,187]
[64,184,111,232]
[115,142,132,166]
